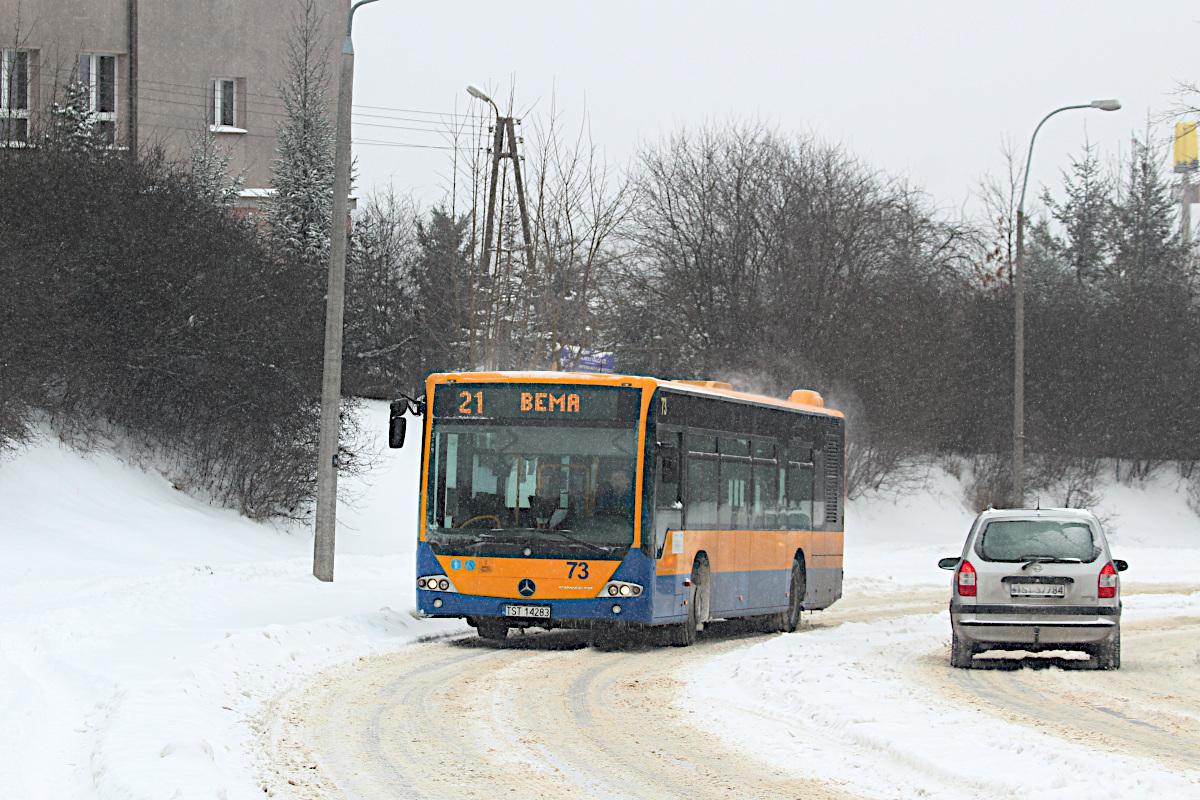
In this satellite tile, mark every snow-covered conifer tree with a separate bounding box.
[264,0,335,269]
[46,80,97,153]
[188,128,246,208]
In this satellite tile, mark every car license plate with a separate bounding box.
[1010,584,1066,597]
[504,604,550,619]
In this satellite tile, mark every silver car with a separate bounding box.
[938,508,1128,669]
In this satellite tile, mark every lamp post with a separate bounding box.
[468,84,504,282]
[467,84,499,116]
[314,0,381,582]
[1012,98,1121,507]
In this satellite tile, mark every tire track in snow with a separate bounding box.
[266,627,854,799]
[919,614,1200,772]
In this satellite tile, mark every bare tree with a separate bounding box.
[973,138,1022,291]
[422,87,633,372]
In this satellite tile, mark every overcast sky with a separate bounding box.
[350,1,1200,218]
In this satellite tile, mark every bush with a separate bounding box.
[0,144,355,518]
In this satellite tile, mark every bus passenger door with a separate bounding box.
[653,431,684,619]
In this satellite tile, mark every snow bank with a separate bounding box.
[0,403,465,799]
[847,464,1200,593]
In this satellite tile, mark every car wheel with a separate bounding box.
[1094,626,1121,670]
[950,630,975,668]
[476,618,509,641]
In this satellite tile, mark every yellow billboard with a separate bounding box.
[1175,122,1198,173]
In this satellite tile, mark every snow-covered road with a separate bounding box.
[263,587,1200,800]
[693,590,1200,800]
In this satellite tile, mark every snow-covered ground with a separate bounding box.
[847,463,1200,594]
[0,404,462,799]
[2,404,1198,798]
[690,600,1200,799]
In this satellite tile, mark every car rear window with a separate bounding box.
[976,520,1098,562]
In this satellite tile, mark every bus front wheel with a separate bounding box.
[665,588,697,646]
[667,556,709,647]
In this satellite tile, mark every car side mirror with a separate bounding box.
[659,443,680,485]
[937,557,959,570]
[388,401,407,449]
[1114,559,1129,572]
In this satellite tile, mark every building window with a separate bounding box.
[1,49,30,144]
[79,53,117,145]
[210,78,245,132]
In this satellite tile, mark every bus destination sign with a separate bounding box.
[433,384,626,421]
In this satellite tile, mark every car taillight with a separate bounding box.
[1099,561,1118,598]
[957,560,976,597]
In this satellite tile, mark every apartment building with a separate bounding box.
[0,0,348,201]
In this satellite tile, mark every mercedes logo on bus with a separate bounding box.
[518,578,536,597]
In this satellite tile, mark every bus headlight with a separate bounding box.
[418,575,458,593]
[601,580,642,598]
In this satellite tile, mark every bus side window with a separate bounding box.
[787,464,813,529]
[786,442,814,530]
[718,437,750,529]
[686,439,718,530]
[751,440,777,530]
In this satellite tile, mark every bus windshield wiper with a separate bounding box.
[494,527,611,556]
[1022,556,1089,568]
[535,529,610,555]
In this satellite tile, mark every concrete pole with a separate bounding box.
[1012,208,1026,507]
[127,0,138,160]
[314,0,379,582]
[1011,100,1119,507]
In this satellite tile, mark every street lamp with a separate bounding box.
[1011,98,1121,507]
[313,0,381,583]
[467,84,500,116]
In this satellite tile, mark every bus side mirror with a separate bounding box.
[1114,559,1129,572]
[659,443,680,484]
[937,557,959,570]
[389,401,407,449]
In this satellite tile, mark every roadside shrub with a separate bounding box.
[0,144,357,517]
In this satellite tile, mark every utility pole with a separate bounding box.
[313,0,380,583]
[127,0,138,160]
[467,86,536,372]
[470,86,536,279]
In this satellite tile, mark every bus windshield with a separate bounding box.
[426,422,638,559]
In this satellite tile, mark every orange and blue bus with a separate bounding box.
[391,371,844,645]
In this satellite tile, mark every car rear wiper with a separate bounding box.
[1019,555,1083,571]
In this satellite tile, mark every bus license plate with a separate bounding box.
[1010,584,1066,597]
[504,605,550,619]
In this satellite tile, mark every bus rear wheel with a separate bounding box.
[783,557,806,632]
[476,618,509,641]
